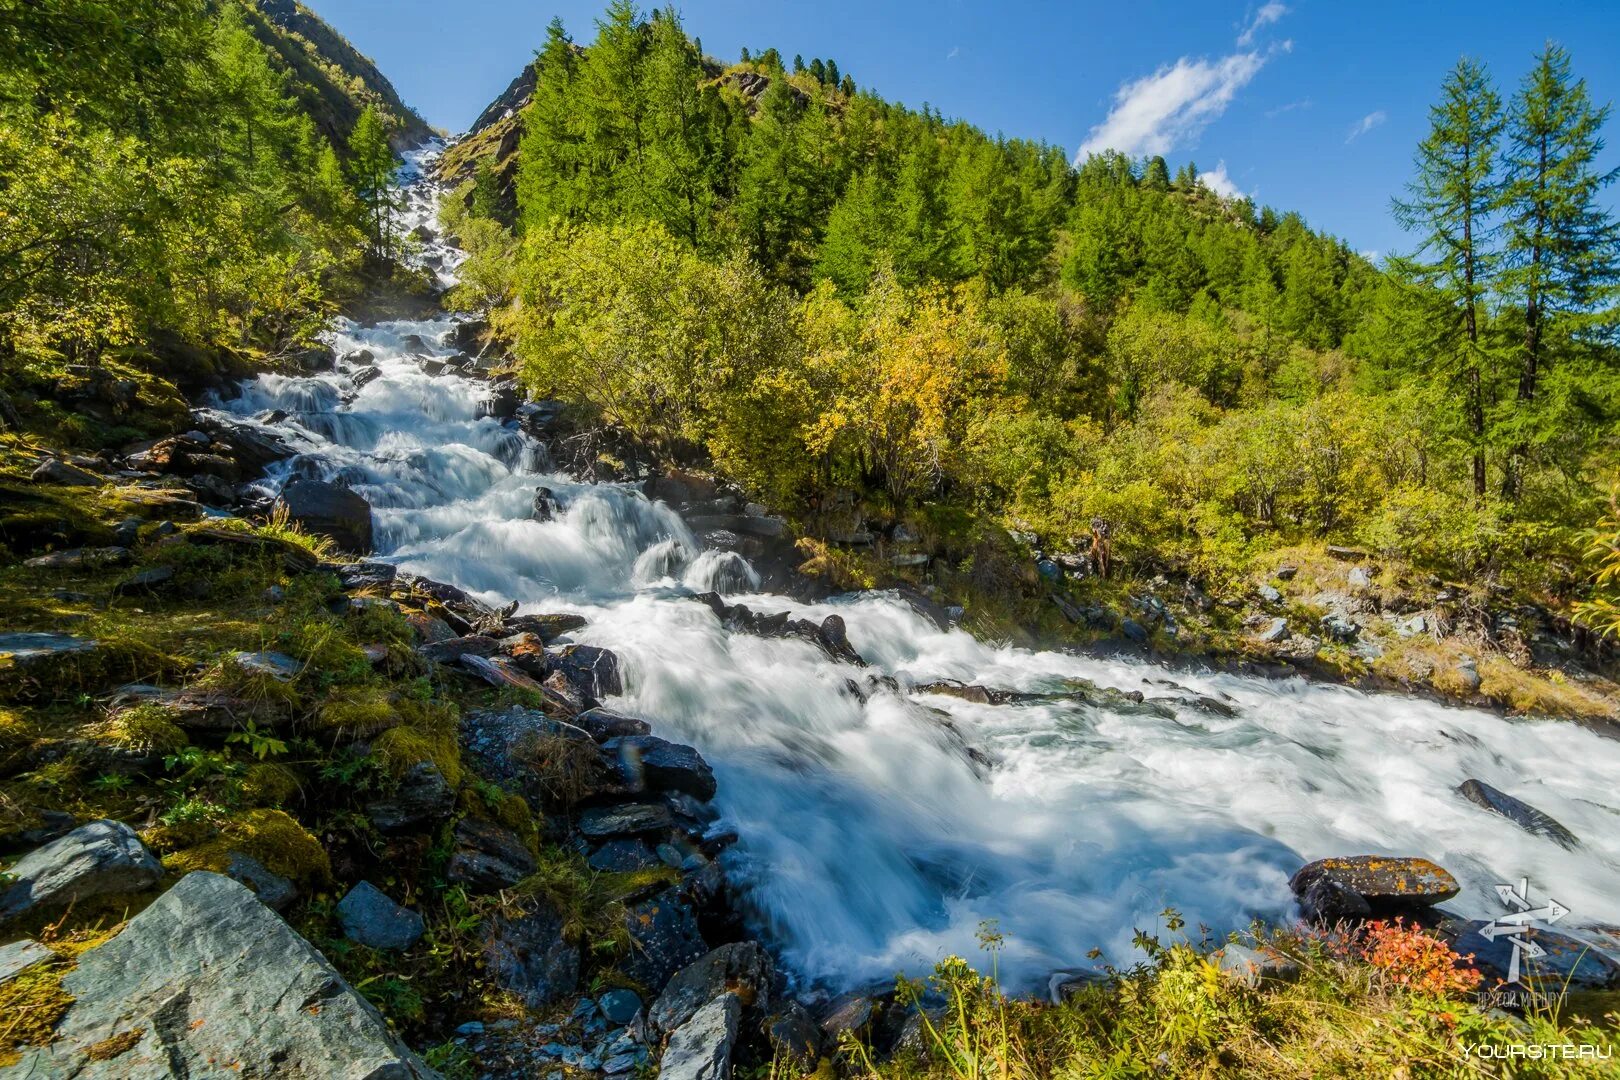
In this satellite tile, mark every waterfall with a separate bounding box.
[217,144,1620,992]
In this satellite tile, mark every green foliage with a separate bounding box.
[475,12,1618,611]
[0,0,377,367]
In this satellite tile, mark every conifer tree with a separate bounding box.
[1393,57,1503,497]
[1495,43,1620,497]
[348,105,398,261]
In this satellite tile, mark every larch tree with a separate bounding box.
[1392,56,1503,498]
[1495,42,1620,497]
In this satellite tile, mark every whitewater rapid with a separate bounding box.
[214,148,1620,992]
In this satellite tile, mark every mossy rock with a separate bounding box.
[372,698,463,787]
[313,685,397,739]
[240,763,301,808]
[98,703,188,755]
[159,809,330,886]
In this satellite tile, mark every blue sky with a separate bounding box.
[310,0,1620,259]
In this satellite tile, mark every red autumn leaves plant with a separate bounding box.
[1359,917,1483,995]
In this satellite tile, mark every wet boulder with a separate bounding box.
[816,614,864,665]
[1289,855,1459,923]
[1458,779,1579,849]
[0,820,163,923]
[763,1001,822,1068]
[578,803,675,839]
[552,643,623,703]
[7,872,435,1078]
[602,735,717,801]
[575,707,653,742]
[532,485,560,521]
[650,942,772,1034]
[478,381,524,421]
[274,478,373,553]
[1450,920,1620,990]
[622,889,707,990]
[504,612,588,643]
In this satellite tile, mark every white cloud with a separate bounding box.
[1199,161,1245,199]
[947,45,960,60]
[1265,98,1311,118]
[1238,2,1288,47]
[1346,110,1386,142]
[1077,51,1268,159]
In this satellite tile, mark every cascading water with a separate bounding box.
[213,146,1620,992]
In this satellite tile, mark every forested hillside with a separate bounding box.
[448,2,1619,620]
[0,0,427,412]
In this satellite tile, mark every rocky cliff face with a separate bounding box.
[433,64,533,224]
[246,0,435,150]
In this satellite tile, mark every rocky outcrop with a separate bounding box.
[0,820,162,923]
[6,871,438,1078]
[444,816,537,892]
[481,894,580,1008]
[602,735,717,802]
[650,942,772,1034]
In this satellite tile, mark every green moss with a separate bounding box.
[0,706,32,754]
[161,808,330,885]
[373,726,462,789]
[463,783,540,854]
[240,762,301,807]
[101,703,188,755]
[314,684,396,738]
[0,925,119,1064]
[0,961,73,1063]
[373,698,463,787]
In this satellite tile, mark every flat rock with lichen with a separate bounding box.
[2,871,439,1079]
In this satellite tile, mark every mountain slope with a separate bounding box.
[244,0,434,150]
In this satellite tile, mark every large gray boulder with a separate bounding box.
[274,478,373,553]
[4,871,438,1078]
[0,820,162,922]
[658,992,740,1080]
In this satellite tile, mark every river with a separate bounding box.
[207,145,1620,993]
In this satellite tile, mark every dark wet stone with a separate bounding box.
[575,707,653,742]
[621,889,706,991]
[577,803,675,839]
[601,736,716,801]
[445,816,537,893]
[338,881,424,951]
[1452,920,1620,990]
[1457,779,1579,849]
[587,839,663,872]
[482,894,579,1008]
